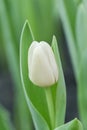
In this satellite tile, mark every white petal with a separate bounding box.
[28,41,39,74]
[29,46,55,87]
[28,41,58,87]
[40,41,58,82]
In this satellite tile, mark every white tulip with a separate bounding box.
[28,41,58,87]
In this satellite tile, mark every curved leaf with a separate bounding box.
[54,118,83,130]
[20,20,50,130]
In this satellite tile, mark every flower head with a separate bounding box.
[28,41,58,87]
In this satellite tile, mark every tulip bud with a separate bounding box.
[28,41,58,87]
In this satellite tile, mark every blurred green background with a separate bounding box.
[0,0,87,130]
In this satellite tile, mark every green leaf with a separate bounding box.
[20,20,50,130]
[62,0,77,37]
[52,36,66,127]
[76,4,87,130]
[54,118,83,130]
[57,0,77,42]
[76,3,87,57]
[0,105,14,130]
[58,0,78,77]
[77,52,87,130]
[3,0,23,48]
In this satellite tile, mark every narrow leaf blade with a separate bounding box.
[52,36,66,127]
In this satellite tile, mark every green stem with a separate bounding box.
[45,87,55,129]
